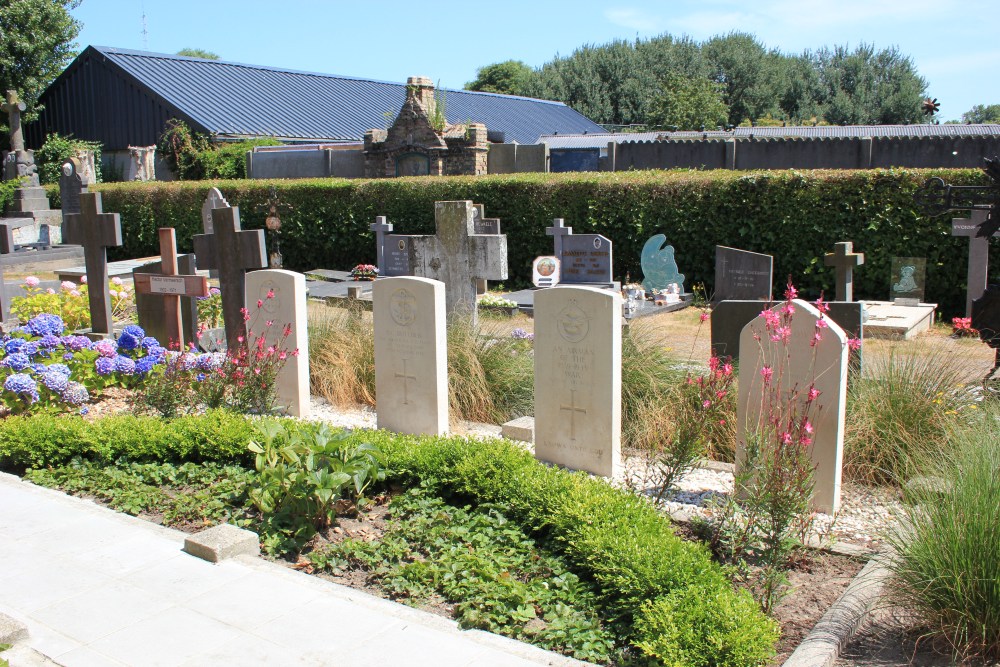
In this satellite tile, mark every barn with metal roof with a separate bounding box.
[24,46,604,150]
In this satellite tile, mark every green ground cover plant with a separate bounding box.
[310,488,616,663]
[51,168,989,317]
[886,403,1000,660]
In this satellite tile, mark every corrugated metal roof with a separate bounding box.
[540,124,1000,148]
[91,46,604,145]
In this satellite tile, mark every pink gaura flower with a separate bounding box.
[810,332,823,347]
[257,299,263,308]
[816,318,828,329]
[700,311,710,322]
[760,366,773,384]
[781,431,793,445]
[722,363,733,376]
[799,436,813,447]
[804,421,814,434]
[708,356,720,371]
[267,289,275,299]
[291,349,300,357]
[807,386,820,402]
[702,399,712,408]
[847,337,862,351]
[784,281,798,300]
[814,296,830,313]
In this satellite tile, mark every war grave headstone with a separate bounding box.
[952,209,997,317]
[534,286,622,477]
[133,228,208,349]
[373,276,448,435]
[714,246,773,303]
[863,256,936,339]
[1,90,62,249]
[736,299,849,514]
[193,206,267,350]
[62,192,123,339]
[246,269,310,418]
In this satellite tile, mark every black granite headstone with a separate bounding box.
[559,234,612,284]
[383,235,413,277]
[714,246,773,303]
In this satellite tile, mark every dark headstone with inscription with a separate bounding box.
[714,246,773,303]
[559,234,613,285]
[59,158,87,220]
[383,235,413,277]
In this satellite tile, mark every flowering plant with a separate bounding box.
[479,293,517,309]
[350,264,378,280]
[11,275,134,330]
[951,316,978,337]
[196,286,224,331]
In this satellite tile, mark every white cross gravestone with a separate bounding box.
[373,277,448,436]
[246,269,310,419]
[193,206,267,351]
[952,209,997,318]
[824,241,864,302]
[409,201,508,324]
[534,286,622,477]
[62,192,123,339]
[736,299,848,514]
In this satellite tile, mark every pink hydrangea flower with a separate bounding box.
[24,276,40,288]
[61,281,76,291]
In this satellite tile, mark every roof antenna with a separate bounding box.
[140,0,149,50]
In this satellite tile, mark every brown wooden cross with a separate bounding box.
[133,228,209,348]
[823,241,864,302]
[193,206,267,350]
[63,192,123,338]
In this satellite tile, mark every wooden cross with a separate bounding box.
[411,201,508,325]
[133,228,209,348]
[370,216,393,274]
[824,241,864,302]
[2,90,25,152]
[559,389,588,441]
[952,209,998,318]
[394,358,417,405]
[193,206,267,350]
[546,218,573,258]
[63,192,123,338]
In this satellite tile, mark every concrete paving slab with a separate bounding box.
[0,471,589,666]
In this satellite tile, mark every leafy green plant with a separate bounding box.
[10,275,134,330]
[248,421,384,553]
[155,118,279,180]
[886,404,1000,660]
[34,132,102,184]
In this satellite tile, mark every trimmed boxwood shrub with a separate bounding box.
[47,168,988,317]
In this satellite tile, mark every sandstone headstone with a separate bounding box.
[246,269,310,418]
[373,276,448,435]
[736,299,848,513]
[534,286,622,477]
[715,246,773,302]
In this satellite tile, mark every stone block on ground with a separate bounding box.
[501,416,534,443]
[183,524,260,563]
[0,612,28,644]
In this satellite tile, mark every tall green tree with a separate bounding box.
[465,60,532,95]
[0,0,81,126]
[176,48,220,60]
[813,44,926,125]
[646,73,729,130]
[702,32,781,126]
[961,104,1000,124]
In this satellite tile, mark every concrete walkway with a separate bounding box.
[0,472,583,667]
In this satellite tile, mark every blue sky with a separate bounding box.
[71,0,998,122]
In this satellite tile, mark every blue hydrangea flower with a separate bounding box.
[113,355,136,374]
[61,382,89,406]
[4,373,39,403]
[40,371,69,393]
[140,336,160,350]
[117,325,146,351]
[147,346,167,363]
[38,334,61,349]
[62,335,91,352]
[2,352,31,371]
[196,373,206,382]
[63,352,75,361]
[4,338,25,354]
[196,353,225,371]
[24,314,65,337]
[135,357,158,375]
[30,363,48,374]
[91,339,118,358]
[45,363,72,377]
[95,357,115,375]
[79,407,89,416]
[20,342,40,357]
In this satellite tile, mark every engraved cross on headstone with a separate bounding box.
[370,216,393,274]
[824,241,864,302]
[193,206,267,350]
[411,200,508,324]
[546,218,573,258]
[560,389,588,441]
[952,209,998,318]
[62,192,123,338]
[395,358,417,405]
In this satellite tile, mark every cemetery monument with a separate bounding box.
[62,192,123,339]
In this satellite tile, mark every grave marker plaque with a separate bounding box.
[133,228,206,348]
[559,234,613,284]
[373,277,448,435]
[714,246,773,302]
[534,286,622,477]
[383,235,413,277]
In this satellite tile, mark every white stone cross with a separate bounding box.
[546,218,573,257]
[823,241,864,302]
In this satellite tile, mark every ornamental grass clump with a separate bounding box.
[886,402,1000,661]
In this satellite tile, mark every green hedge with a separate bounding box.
[48,168,988,316]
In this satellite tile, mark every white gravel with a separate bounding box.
[306,396,900,549]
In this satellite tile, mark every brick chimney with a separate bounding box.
[406,76,436,117]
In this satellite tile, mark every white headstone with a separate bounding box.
[125,145,156,181]
[201,187,229,235]
[736,299,848,513]
[534,286,622,477]
[245,269,310,418]
[373,276,448,435]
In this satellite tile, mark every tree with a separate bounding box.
[465,60,532,95]
[176,48,220,60]
[646,73,729,130]
[961,104,1000,124]
[813,44,926,125]
[703,32,782,126]
[0,0,81,125]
